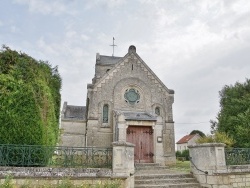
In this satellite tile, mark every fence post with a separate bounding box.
[188,143,227,187]
[112,141,135,188]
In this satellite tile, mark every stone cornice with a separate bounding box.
[61,119,86,123]
[188,143,226,148]
[112,141,135,147]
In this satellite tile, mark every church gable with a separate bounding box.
[87,45,174,121]
[92,46,174,95]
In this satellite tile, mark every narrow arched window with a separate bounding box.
[155,107,160,116]
[103,104,109,123]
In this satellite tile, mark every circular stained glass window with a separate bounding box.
[124,88,140,104]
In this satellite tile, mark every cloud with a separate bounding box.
[10,25,19,33]
[13,0,76,15]
[84,0,126,10]
[137,0,250,72]
[80,34,90,41]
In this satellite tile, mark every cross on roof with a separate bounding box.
[110,37,117,56]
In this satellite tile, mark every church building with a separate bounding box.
[61,45,175,165]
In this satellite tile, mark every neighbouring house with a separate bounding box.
[176,134,200,152]
[61,45,175,165]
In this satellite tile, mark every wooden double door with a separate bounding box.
[126,126,154,163]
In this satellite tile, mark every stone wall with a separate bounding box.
[0,167,112,178]
[189,143,250,188]
[60,120,86,147]
[0,167,125,187]
[0,178,125,188]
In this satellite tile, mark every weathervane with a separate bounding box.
[110,37,117,56]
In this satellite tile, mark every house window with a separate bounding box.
[155,107,160,116]
[103,104,109,123]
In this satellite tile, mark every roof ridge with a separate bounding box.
[176,134,199,144]
[67,105,86,108]
[100,55,122,58]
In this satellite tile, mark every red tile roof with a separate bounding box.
[176,134,197,144]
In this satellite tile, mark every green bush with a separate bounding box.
[0,76,44,145]
[0,46,61,166]
[196,132,235,147]
[176,149,189,161]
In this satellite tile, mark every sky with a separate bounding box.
[1,0,250,143]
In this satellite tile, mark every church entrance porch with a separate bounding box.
[126,126,154,163]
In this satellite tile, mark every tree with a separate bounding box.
[210,79,250,148]
[0,45,62,146]
[190,130,205,137]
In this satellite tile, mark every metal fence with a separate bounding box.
[0,144,112,168]
[225,148,250,165]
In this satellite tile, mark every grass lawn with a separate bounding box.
[169,160,191,172]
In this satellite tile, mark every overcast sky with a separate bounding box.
[1,0,250,143]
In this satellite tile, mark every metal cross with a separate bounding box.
[110,37,117,56]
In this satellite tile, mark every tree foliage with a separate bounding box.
[196,132,235,147]
[0,45,61,146]
[176,149,189,161]
[189,130,205,137]
[211,79,250,148]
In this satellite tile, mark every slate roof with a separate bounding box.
[176,134,197,144]
[123,111,157,121]
[98,55,122,65]
[63,105,86,121]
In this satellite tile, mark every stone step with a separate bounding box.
[168,183,201,188]
[135,173,193,180]
[135,183,201,188]
[135,163,170,170]
[136,166,169,170]
[134,164,201,188]
[135,177,197,185]
[135,163,161,167]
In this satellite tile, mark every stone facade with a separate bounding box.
[61,45,175,165]
[60,102,86,147]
